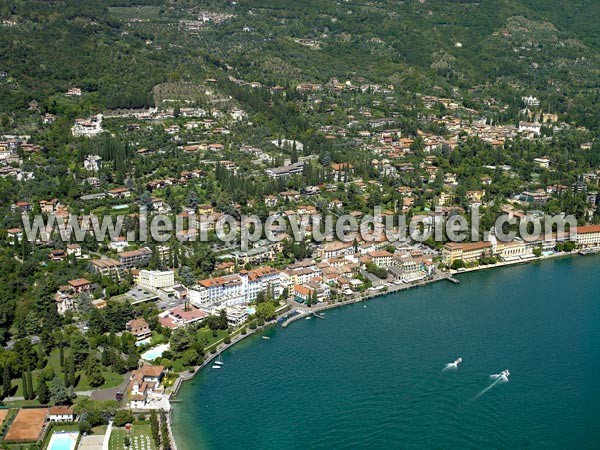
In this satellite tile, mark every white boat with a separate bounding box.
[262,336,270,340]
[211,365,222,369]
[444,357,462,370]
[214,354,224,366]
[490,369,510,380]
[305,316,311,320]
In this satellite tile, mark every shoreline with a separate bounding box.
[167,247,599,449]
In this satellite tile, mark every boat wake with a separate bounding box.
[474,370,509,399]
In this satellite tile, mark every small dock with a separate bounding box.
[447,277,460,284]
[312,312,325,319]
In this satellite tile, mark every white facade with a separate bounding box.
[83,155,102,171]
[138,270,175,289]
[576,227,600,248]
[72,114,103,137]
[189,268,282,308]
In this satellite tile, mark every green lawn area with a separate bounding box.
[197,327,229,349]
[168,327,229,373]
[149,331,166,346]
[109,424,156,450]
[12,347,124,397]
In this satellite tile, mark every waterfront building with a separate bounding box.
[189,267,282,308]
[576,225,600,248]
[128,364,168,410]
[442,241,493,265]
[224,305,248,327]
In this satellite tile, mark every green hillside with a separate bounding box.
[0,0,599,130]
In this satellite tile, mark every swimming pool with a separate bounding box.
[142,343,170,361]
[135,337,152,347]
[47,431,79,450]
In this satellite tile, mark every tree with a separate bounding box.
[160,411,171,450]
[64,357,71,387]
[2,365,11,398]
[84,356,105,388]
[26,366,34,400]
[255,302,275,321]
[79,420,91,434]
[451,259,466,270]
[150,410,160,447]
[170,328,191,354]
[49,375,72,405]
[114,409,135,427]
[37,378,50,404]
[59,342,65,367]
[21,370,29,400]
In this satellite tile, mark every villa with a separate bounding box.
[126,318,152,341]
[128,364,168,410]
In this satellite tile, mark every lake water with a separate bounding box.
[172,255,600,449]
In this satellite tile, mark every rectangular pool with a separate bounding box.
[48,431,79,450]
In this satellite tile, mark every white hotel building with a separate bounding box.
[138,270,175,290]
[576,225,600,248]
[189,267,282,308]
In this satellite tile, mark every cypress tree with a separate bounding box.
[37,344,45,370]
[101,348,110,367]
[3,366,11,398]
[21,370,29,400]
[59,342,64,367]
[26,367,34,400]
[69,357,76,388]
[37,378,50,404]
[0,373,4,401]
[63,357,70,386]
[150,410,159,447]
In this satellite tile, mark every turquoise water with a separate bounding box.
[49,433,77,450]
[142,344,169,361]
[172,255,600,449]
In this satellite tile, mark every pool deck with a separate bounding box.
[141,343,170,361]
[47,431,79,450]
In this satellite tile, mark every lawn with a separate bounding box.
[197,327,229,349]
[109,424,156,450]
[149,331,166,346]
[168,327,229,373]
[12,347,124,397]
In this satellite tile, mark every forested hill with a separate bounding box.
[1,0,599,130]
